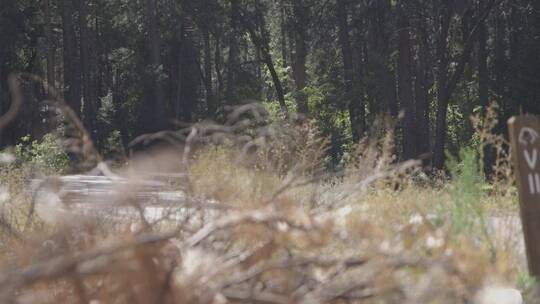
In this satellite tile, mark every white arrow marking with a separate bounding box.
[519,127,539,146]
[524,149,538,169]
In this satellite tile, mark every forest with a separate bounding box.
[0,0,540,303]
[1,0,539,169]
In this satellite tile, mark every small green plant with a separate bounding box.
[14,134,70,174]
[444,146,496,258]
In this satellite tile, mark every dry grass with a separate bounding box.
[0,77,530,303]
[0,129,527,304]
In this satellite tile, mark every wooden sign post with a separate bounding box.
[509,115,540,277]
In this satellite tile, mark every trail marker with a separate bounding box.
[509,115,540,277]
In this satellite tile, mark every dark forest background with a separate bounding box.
[1,0,539,169]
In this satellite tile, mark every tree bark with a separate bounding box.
[397,1,416,160]
[494,9,509,113]
[80,0,97,136]
[414,13,431,163]
[214,32,223,99]
[61,0,82,115]
[280,2,288,68]
[336,0,361,141]
[226,0,240,105]
[203,28,216,118]
[367,0,396,118]
[478,0,489,110]
[291,0,309,114]
[141,0,166,133]
[433,4,452,170]
[45,0,55,91]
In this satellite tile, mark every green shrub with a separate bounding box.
[444,146,496,258]
[14,134,70,174]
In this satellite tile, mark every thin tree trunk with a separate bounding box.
[203,28,216,118]
[280,2,288,68]
[45,0,55,91]
[214,32,223,99]
[478,0,489,110]
[353,27,366,138]
[241,5,288,116]
[226,0,239,105]
[494,10,509,113]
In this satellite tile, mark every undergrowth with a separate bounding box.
[0,101,529,303]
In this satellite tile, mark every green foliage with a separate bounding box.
[14,134,70,174]
[445,147,485,234]
[444,147,495,258]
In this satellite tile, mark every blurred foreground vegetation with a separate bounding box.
[0,104,535,303]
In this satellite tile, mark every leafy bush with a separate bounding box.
[14,134,70,174]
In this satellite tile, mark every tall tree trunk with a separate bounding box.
[80,0,96,136]
[177,18,199,122]
[291,0,309,114]
[433,4,452,170]
[214,32,223,99]
[61,0,82,115]
[203,28,216,118]
[353,26,366,138]
[226,0,239,105]
[478,0,489,110]
[414,14,431,163]
[45,0,55,91]
[367,0,396,118]
[494,10,509,114]
[397,1,416,159]
[141,0,166,133]
[280,2,288,68]
[336,0,361,141]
